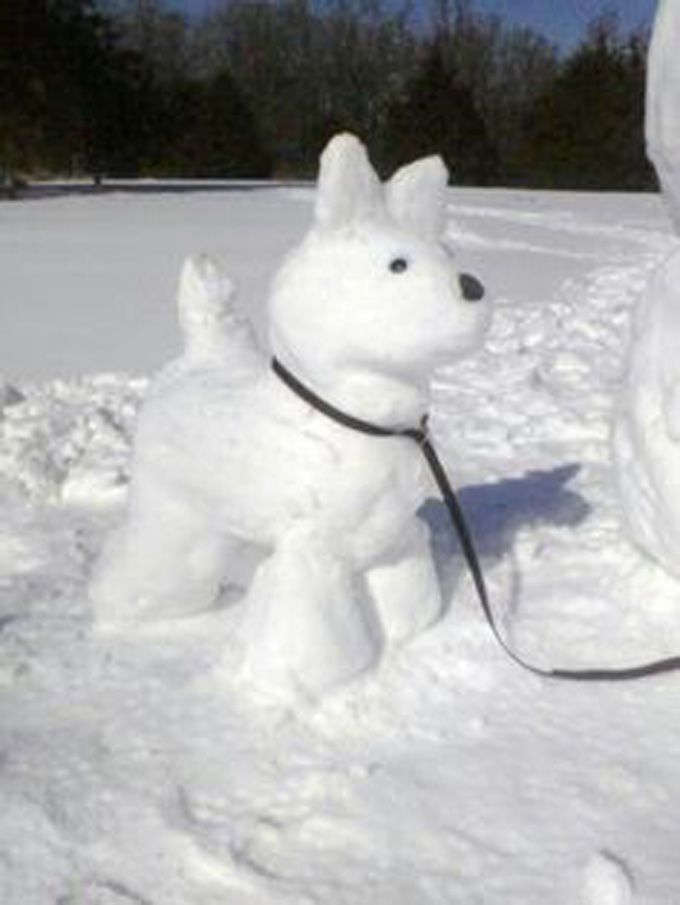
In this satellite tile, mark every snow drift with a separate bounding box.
[1,176,679,902]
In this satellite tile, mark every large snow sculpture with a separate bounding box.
[614,253,680,577]
[614,0,680,576]
[89,134,490,694]
[646,0,680,231]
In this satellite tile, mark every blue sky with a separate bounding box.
[171,0,659,47]
[474,0,658,47]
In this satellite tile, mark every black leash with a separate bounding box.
[272,356,680,682]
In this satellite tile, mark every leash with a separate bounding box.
[272,357,680,682]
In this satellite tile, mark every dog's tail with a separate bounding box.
[176,254,261,372]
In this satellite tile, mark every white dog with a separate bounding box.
[90,134,490,694]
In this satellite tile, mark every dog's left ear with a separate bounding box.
[314,133,383,233]
[386,156,448,240]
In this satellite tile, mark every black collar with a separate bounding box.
[271,356,428,442]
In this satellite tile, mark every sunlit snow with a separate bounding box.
[1,176,679,903]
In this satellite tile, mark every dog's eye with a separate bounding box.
[389,257,409,274]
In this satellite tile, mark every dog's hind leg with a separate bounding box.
[89,475,229,627]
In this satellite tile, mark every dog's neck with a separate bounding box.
[271,348,429,429]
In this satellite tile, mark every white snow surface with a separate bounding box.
[2,183,680,903]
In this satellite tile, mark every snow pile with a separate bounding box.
[614,0,680,577]
[2,182,680,903]
[0,375,144,506]
[614,250,680,576]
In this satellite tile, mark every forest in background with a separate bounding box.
[0,0,656,191]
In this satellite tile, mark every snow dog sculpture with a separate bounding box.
[89,133,490,694]
[614,0,680,577]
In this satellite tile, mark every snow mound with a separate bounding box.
[615,1,680,576]
[0,375,143,506]
[2,185,680,903]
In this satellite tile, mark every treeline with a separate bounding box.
[0,0,657,190]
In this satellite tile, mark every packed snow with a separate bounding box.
[2,173,680,903]
[614,0,680,587]
[89,136,491,697]
[614,249,680,579]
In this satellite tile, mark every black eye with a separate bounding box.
[389,257,409,274]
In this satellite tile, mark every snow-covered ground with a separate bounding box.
[2,184,680,904]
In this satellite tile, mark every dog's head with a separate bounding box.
[269,134,490,391]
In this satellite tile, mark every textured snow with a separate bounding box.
[89,136,490,696]
[614,248,680,578]
[1,182,680,903]
[614,0,680,581]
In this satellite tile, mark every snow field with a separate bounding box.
[1,185,680,903]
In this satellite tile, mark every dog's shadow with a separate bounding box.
[419,463,590,601]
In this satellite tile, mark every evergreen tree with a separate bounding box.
[0,0,153,180]
[0,0,83,176]
[197,0,416,176]
[61,4,152,178]
[168,68,272,177]
[0,0,658,189]
[518,18,655,190]
[379,40,498,184]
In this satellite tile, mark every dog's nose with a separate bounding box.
[459,273,485,302]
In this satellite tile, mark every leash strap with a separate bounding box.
[272,357,680,682]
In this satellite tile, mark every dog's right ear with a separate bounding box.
[313,133,383,232]
[386,156,448,240]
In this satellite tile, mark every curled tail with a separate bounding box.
[177,254,262,373]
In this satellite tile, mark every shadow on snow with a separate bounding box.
[419,463,590,602]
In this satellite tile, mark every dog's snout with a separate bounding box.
[459,273,485,302]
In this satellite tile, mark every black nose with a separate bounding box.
[459,272,485,302]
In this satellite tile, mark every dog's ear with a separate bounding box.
[386,156,448,239]
[314,133,383,232]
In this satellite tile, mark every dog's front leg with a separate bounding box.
[236,523,381,696]
[366,520,443,645]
